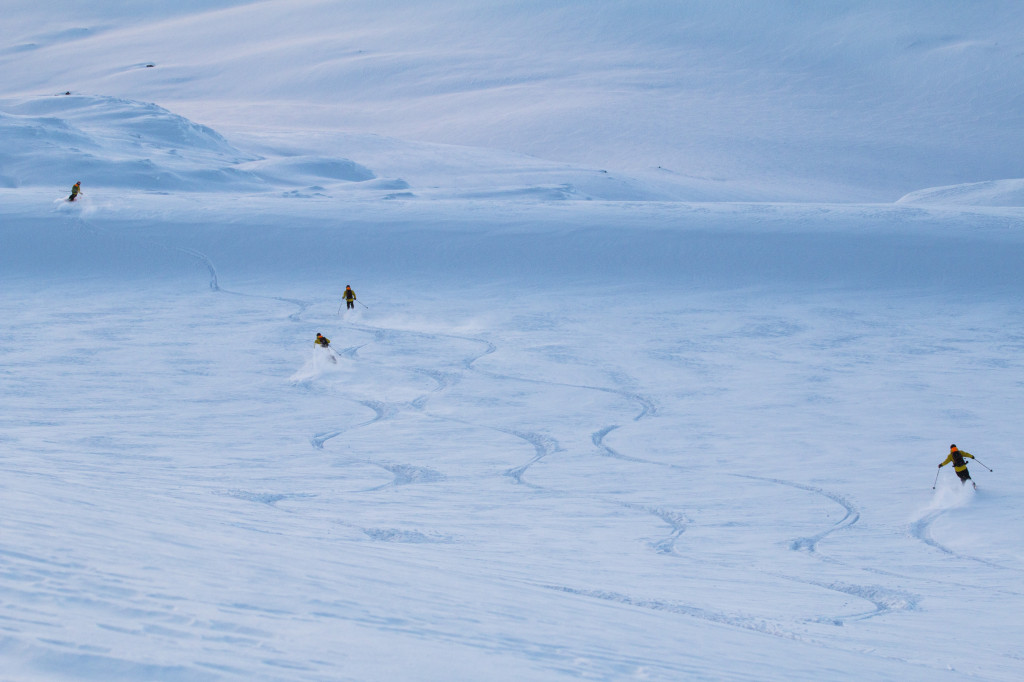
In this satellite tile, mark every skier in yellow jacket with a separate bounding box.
[939,444,976,489]
[68,181,81,202]
[315,333,336,363]
[342,285,357,310]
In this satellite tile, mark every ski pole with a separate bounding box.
[337,301,344,315]
[932,467,941,489]
[358,300,369,309]
[971,458,993,472]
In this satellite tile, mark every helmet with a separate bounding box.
[950,444,957,450]
[316,333,322,337]
[346,285,351,288]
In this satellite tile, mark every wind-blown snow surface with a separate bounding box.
[4,2,1024,681]
[6,0,1024,200]
[5,194,1024,681]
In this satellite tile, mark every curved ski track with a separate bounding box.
[247,287,921,643]
[142,234,990,670]
[323,319,926,638]
[908,507,1021,574]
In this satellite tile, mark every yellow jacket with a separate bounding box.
[940,449,974,472]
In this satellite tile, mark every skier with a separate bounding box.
[315,332,336,363]
[939,444,976,489]
[343,285,357,310]
[68,181,81,202]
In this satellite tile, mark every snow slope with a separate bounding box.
[5,0,1024,200]
[3,2,1024,681]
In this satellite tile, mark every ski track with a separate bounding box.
[70,215,433,499]
[46,223,959,654]
[90,232,1013,669]
[67,212,314,320]
[621,502,691,555]
[500,430,562,487]
[588,433,929,626]
[337,321,655,489]
[176,245,310,321]
[284,304,917,636]
[726,474,926,623]
[592,424,655,465]
[533,583,944,676]
[176,246,222,292]
[335,321,686,563]
[730,474,862,557]
[295,314,704,574]
[541,583,815,643]
[908,508,1020,573]
[322,317,916,636]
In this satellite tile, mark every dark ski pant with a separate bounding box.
[956,467,972,484]
[346,300,355,309]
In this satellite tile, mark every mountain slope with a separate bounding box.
[4,0,1024,200]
